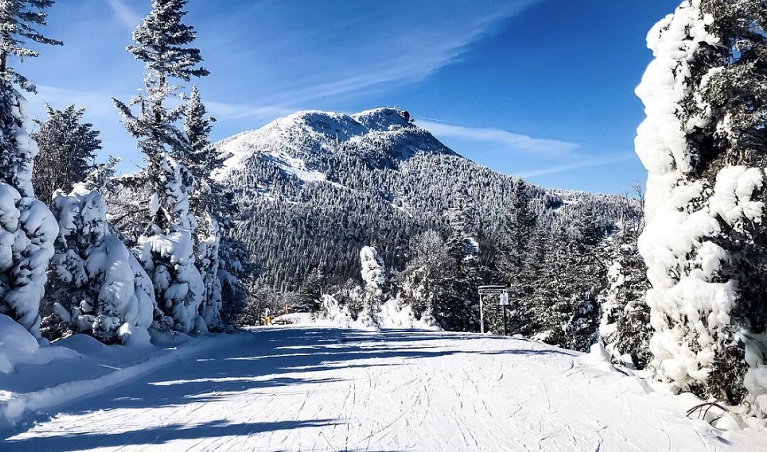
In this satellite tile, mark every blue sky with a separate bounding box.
[21,0,681,194]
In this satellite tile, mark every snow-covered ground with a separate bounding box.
[3,327,767,451]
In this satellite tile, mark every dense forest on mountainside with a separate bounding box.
[205,107,648,359]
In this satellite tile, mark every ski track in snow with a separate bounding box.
[3,327,766,451]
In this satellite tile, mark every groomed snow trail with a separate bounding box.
[3,327,765,451]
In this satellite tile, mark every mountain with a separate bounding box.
[213,107,638,293]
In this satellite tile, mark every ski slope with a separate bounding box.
[3,327,766,451]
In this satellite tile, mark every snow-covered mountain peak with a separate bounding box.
[352,107,412,131]
[213,107,454,182]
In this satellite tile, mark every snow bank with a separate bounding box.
[0,315,78,375]
[0,329,246,430]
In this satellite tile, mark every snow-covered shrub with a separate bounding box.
[134,156,204,334]
[48,185,155,343]
[318,294,354,327]
[378,296,438,329]
[636,0,767,409]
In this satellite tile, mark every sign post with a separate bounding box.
[478,285,508,334]
[499,293,509,336]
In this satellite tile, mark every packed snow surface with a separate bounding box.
[3,327,766,451]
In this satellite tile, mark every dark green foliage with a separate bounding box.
[295,266,325,313]
[32,105,102,205]
[127,0,209,83]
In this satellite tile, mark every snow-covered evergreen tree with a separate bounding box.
[359,246,386,325]
[494,180,536,334]
[133,156,204,334]
[218,234,248,325]
[196,211,222,328]
[47,185,156,343]
[182,85,224,330]
[636,0,767,409]
[113,0,209,334]
[295,266,324,313]
[438,193,482,332]
[0,0,60,336]
[598,220,652,369]
[181,85,220,195]
[112,0,208,235]
[32,104,101,206]
[399,230,450,325]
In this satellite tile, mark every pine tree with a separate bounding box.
[31,105,101,206]
[399,230,450,324]
[296,266,325,313]
[114,0,209,334]
[439,192,482,332]
[113,0,208,233]
[0,0,60,336]
[181,85,220,192]
[598,213,652,369]
[0,1,62,93]
[182,85,225,330]
[494,179,537,334]
[636,0,767,409]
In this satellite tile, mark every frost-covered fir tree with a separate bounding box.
[563,208,606,352]
[0,1,60,336]
[636,0,767,409]
[183,85,223,330]
[399,230,450,325]
[598,218,652,369]
[439,192,482,332]
[47,185,156,344]
[112,0,209,232]
[494,180,536,334]
[32,105,101,206]
[182,86,221,197]
[114,0,209,334]
[359,246,386,325]
[296,266,325,313]
[134,156,204,334]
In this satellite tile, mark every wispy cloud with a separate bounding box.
[32,85,119,118]
[418,119,577,157]
[107,0,141,30]
[207,1,541,106]
[514,152,637,178]
[205,101,293,122]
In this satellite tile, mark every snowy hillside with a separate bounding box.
[214,108,454,183]
[3,326,766,451]
[213,107,638,291]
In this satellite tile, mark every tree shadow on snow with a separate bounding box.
[2,326,572,449]
[2,418,339,452]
